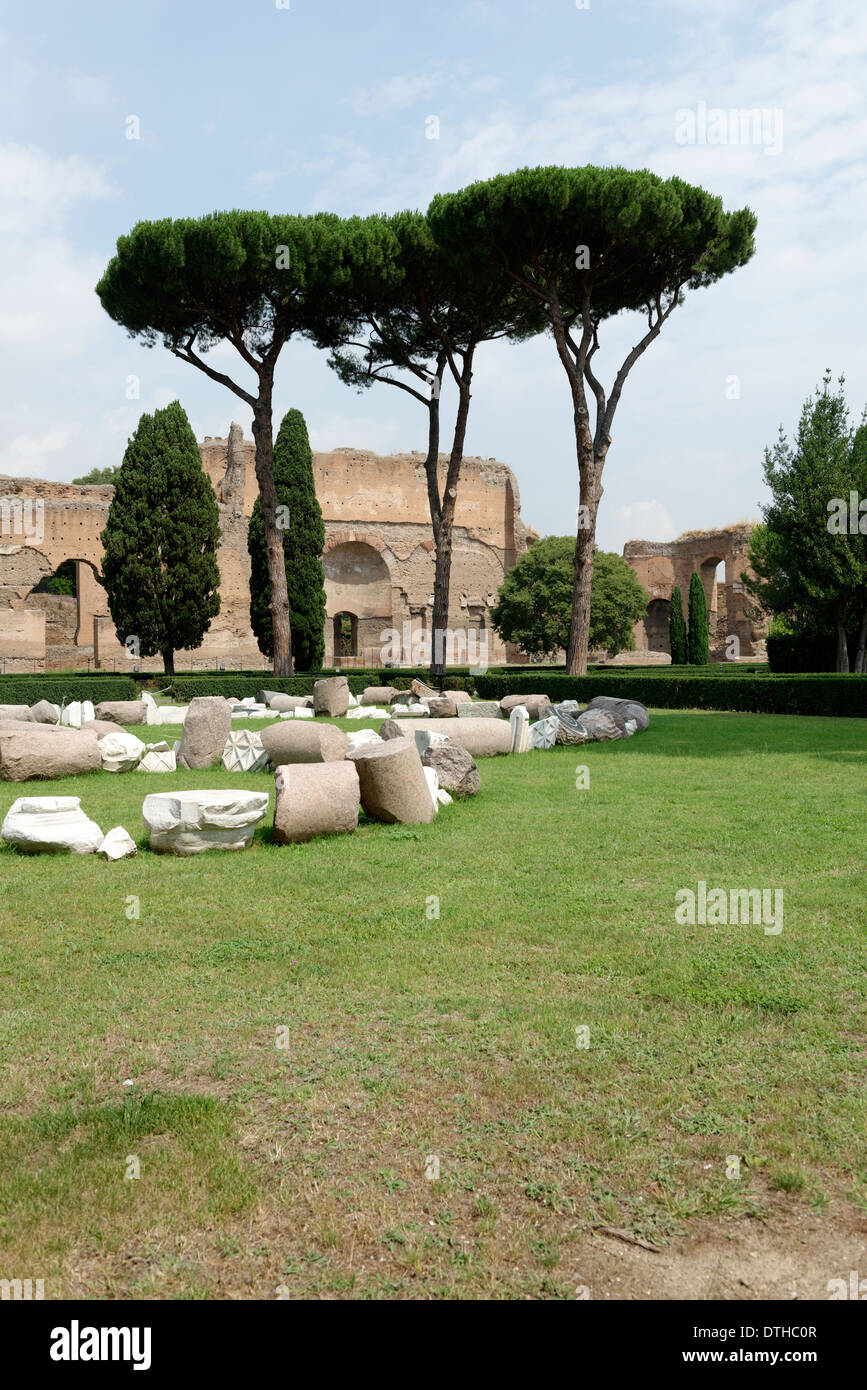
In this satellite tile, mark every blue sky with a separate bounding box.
[1,0,865,551]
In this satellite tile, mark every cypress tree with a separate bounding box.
[668,585,687,664]
[687,571,710,665]
[100,401,221,676]
[248,408,326,671]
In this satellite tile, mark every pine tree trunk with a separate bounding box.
[162,649,175,677]
[853,605,867,673]
[835,617,850,673]
[566,469,600,676]
[548,306,603,677]
[565,424,603,677]
[430,354,474,683]
[252,384,293,677]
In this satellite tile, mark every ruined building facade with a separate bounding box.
[0,426,536,672]
[0,425,767,671]
[624,525,767,659]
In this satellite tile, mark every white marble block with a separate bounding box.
[509,705,532,754]
[98,825,137,860]
[99,731,146,773]
[142,789,269,854]
[221,730,268,773]
[345,729,383,756]
[530,715,558,750]
[422,765,440,813]
[1,796,103,854]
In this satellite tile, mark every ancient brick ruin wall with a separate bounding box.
[0,426,535,671]
[623,525,768,659]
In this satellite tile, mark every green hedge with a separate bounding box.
[165,668,866,716]
[168,671,477,701]
[471,672,867,717]
[0,675,137,705]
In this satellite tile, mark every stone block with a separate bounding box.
[260,720,348,766]
[98,825,137,860]
[61,700,95,728]
[530,715,558,750]
[136,747,177,773]
[509,705,531,753]
[30,700,60,724]
[414,729,450,757]
[0,726,100,780]
[272,762,360,843]
[99,731,146,773]
[553,709,592,746]
[362,686,398,705]
[422,765,440,813]
[575,707,628,741]
[347,737,436,825]
[142,789,269,854]
[456,701,501,719]
[427,696,457,718]
[411,678,439,700]
[500,693,552,719]
[221,730,268,773]
[420,743,480,798]
[383,717,510,758]
[94,700,146,726]
[178,697,232,769]
[83,718,128,739]
[378,720,403,741]
[346,729,383,756]
[1,795,103,853]
[586,695,650,732]
[313,676,349,717]
[0,704,32,721]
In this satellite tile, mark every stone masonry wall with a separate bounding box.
[0,428,536,671]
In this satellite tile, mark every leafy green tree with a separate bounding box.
[73,466,118,485]
[325,210,542,679]
[33,560,77,596]
[428,166,756,675]
[744,374,867,672]
[668,585,687,664]
[248,408,325,670]
[491,537,648,660]
[687,571,709,665]
[100,401,220,676]
[96,211,389,674]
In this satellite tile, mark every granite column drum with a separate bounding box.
[272,762,360,843]
[348,738,436,824]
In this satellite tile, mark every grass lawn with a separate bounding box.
[0,708,864,1299]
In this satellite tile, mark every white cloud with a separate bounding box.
[0,142,114,236]
[607,501,677,551]
[348,72,445,117]
[308,412,404,456]
[0,429,70,475]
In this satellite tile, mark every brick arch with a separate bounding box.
[323,530,388,556]
[322,538,394,667]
